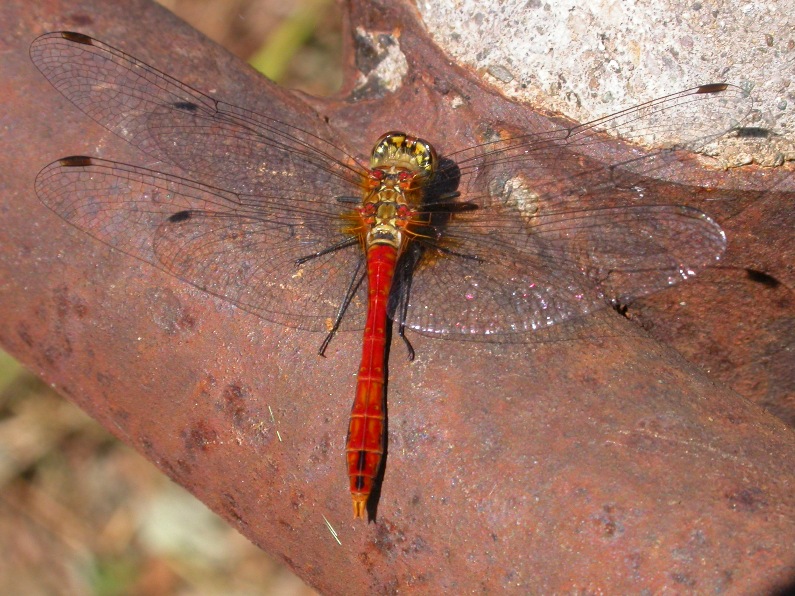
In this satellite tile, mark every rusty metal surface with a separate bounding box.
[1,0,794,593]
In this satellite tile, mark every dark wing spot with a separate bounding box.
[173,101,199,112]
[60,156,93,167]
[61,32,94,45]
[696,83,728,94]
[168,210,192,223]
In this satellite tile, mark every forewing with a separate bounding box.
[441,84,752,219]
[448,84,751,175]
[29,32,365,197]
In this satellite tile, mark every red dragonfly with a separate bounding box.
[31,32,749,518]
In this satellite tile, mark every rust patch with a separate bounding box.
[725,486,767,513]
[220,383,250,430]
[53,284,88,319]
[221,492,245,526]
[17,324,34,347]
[146,287,197,335]
[590,504,626,540]
[183,420,220,453]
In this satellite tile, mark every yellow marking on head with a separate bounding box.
[370,131,437,177]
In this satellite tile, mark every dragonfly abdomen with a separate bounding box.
[347,243,397,518]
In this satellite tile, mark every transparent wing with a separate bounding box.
[397,85,743,338]
[442,83,752,223]
[449,84,751,173]
[35,157,368,332]
[29,31,366,197]
[401,200,725,338]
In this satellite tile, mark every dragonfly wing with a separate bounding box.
[144,101,364,196]
[29,32,365,197]
[35,157,368,332]
[442,84,752,220]
[564,83,751,151]
[448,84,751,173]
[399,240,604,338]
[401,203,725,338]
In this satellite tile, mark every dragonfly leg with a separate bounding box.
[394,262,416,362]
[334,195,361,204]
[317,256,366,357]
[318,330,336,357]
[397,321,415,361]
[418,240,481,262]
[296,236,358,265]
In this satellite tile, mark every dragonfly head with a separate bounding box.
[369,131,437,189]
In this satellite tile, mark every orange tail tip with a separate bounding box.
[352,495,368,519]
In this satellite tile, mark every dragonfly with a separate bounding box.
[30,31,750,519]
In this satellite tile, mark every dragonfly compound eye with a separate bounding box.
[370,131,438,178]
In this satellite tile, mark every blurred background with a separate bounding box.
[2,0,342,593]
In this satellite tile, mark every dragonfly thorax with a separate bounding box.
[360,132,437,251]
[361,191,416,250]
[363,200,401,248]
